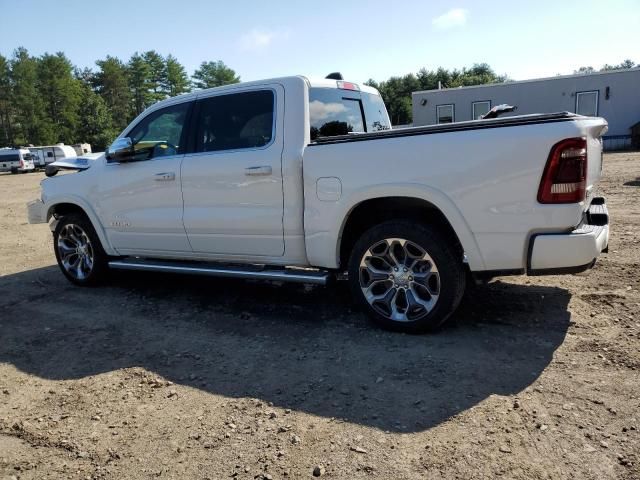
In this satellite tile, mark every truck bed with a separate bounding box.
[311,112,580,145]
[303,111,607,273]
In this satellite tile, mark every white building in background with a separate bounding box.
[412,67,640,150]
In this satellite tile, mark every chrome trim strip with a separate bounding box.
[108,260,329,285]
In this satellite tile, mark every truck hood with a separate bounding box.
[49,153,104,171]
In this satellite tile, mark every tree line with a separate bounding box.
[574,59,636,74]
[0,47,240,150]
[366,63,509,125]
[1,50,636,150]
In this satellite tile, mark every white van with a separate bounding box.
[0,148,36,173]
[29,143,77,168]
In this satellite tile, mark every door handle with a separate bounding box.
[154,172,175,181]
[244,166,272,176]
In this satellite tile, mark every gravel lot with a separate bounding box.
[1,152,639,480]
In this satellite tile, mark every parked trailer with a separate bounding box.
[29,144,77,168]
[72,143,92,156]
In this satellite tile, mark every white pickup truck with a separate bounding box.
[27,75,610,332]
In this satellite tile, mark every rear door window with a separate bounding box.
[309,88,365,140]
[194,90,275,153]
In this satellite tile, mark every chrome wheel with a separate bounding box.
[359,238,440,322]
[57,223,95,280]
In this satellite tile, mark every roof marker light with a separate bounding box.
[337,81,360,91]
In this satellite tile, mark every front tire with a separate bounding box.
[53,213,109,286]
[348,221,465,333]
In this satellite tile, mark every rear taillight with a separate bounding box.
[538,137,587,204]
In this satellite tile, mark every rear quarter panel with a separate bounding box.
[303,119,597,271]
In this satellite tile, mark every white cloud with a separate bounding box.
[432,8,469,29]
[309,100,347,122]
[240,29,289,51]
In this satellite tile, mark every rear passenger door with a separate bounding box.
[181,86,285,257]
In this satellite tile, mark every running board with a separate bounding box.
[108,258,331,285]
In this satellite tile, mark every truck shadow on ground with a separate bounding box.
[0,266,571,433]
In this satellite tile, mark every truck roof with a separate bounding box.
[303,77,380,95]
[149,75,381,111]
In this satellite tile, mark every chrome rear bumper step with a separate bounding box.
[108,259,331,285]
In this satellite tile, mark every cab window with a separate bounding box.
[127,102,190,160]
[309,88,365,140]
[194,90,274,153]
[361,92,391,132]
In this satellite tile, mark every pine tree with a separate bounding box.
[142,50,167,102]
[0,54,14,146]
[128,52,153,116]
[10,47,54,145]
[94,56,132,131]
[164,55,190,97]
[76,85,117,150]
[192,61,240,89]
[37,52,82,144]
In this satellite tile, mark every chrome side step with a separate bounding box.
[108,258,331,285]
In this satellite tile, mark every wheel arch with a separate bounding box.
[335,192,485,271]
[46,197,117,256]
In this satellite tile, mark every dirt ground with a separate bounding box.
[0,152,639,480]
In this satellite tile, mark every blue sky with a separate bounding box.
[1,0,639,83]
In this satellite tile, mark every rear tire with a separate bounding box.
[348,221,466,333]
[53,213,109,286]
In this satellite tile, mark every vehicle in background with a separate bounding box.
[0,148,36,174]
[72,143,92,156]
[29,144,77,168]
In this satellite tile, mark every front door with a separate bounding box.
[95,101,192,254]
[181,87,285,257]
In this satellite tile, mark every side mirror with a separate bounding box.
[45,164,59,177]
[106,137,135,163]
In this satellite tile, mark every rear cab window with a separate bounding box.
[309,86,390,141]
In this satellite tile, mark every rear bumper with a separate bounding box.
[528,197,609,275]
[27,199,47,224]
